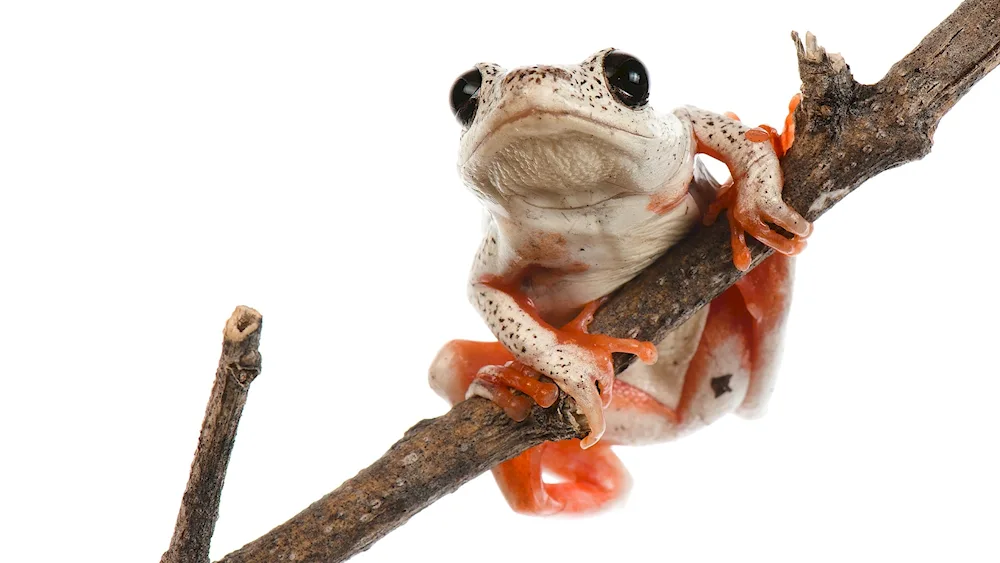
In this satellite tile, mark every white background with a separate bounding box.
[2,1,998,561]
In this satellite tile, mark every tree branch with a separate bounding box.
[162,306,263,563]
[213,395,583,563]
[211,2,999,561]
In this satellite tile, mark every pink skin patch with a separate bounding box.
[646,188,689,215]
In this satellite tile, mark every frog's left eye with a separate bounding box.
[602,50,649,108]
[450,68,482,126]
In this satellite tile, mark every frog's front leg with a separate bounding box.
[429,338,632,515]
[468,282,656,448]
[675,104,812,271]
[427,245,650,514]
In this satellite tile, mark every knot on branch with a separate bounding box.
[220,306,263,388]
[225,354,262,387]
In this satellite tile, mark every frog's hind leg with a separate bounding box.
[430,339,560,422]
[491,439,630,515]
[428,340,512,405]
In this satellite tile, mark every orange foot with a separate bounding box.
[471,361,559,422]
[468,296,657,448]
[706,94,809,271]
[493,438,631,515]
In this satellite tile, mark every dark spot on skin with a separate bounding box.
[711,374,733,398]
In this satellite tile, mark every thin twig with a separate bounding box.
[162,306,263,563]
[212,2,999,561]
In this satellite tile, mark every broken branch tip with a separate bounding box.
[224,306,262,342]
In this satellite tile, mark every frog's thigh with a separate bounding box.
[680,254,794,423]
[607,305,707,443]
[428,340,512,405]
[677,286,755,426]
[604,289,755,442]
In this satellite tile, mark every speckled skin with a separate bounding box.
[429,49,808,513]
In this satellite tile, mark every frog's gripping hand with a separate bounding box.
[677,96,811,271]
[467,282,656,448]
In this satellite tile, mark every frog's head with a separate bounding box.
[451,48,690,211]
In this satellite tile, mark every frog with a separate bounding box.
[428,48,811,515]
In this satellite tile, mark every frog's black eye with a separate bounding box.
[450,68,482,126]
[602,50,649,108]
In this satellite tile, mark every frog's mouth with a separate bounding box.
[506,190,630,211]
[462,108,654,166]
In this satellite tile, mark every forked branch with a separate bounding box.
[161,2,1000,562]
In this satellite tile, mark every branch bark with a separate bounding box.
[210,2,1000,561]
[162,306,263,563]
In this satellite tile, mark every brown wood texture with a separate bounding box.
[161,306,264,563]
[157,2,1000,561]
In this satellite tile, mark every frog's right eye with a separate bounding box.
[450,68,482,126]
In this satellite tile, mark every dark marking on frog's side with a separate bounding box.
[710,374,733,398]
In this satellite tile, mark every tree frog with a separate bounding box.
[429,48,811,515]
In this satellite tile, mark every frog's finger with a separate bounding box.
[467,378,533,422]
[764,203,813,238]
[739,212,802,256]
[755,228,804,256]
[563,379,606,449]
[727,215,753,272]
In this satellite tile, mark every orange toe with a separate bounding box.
[473,362,560,420]
[780,93,801,156]
[561,298,657,364]
[556,298,658,408]
[727,215,753,271]
[473,375,534,421]
[744,127,771,143]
